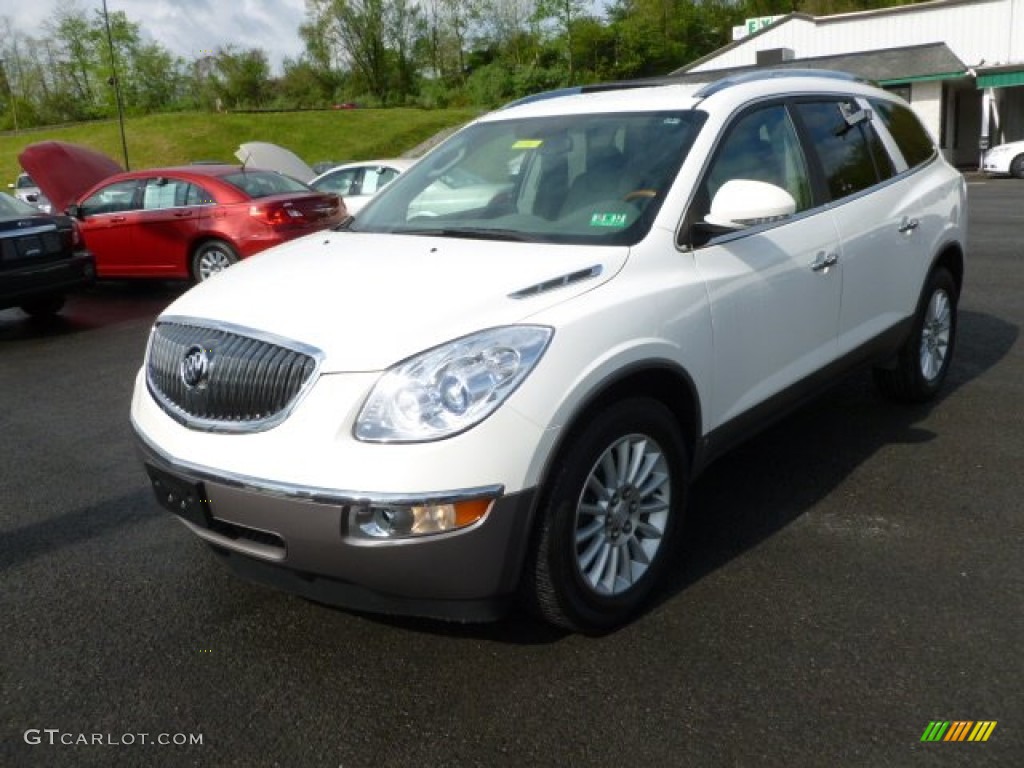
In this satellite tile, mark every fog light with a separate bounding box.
[351,499,492,539]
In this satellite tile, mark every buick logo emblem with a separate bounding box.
[180,345,210,389]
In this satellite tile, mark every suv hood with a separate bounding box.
[19,141,123,214]
[162,232,627,372]
[236,142,315,183]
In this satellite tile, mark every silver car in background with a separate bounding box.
[9,172,52,213]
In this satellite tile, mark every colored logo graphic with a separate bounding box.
[921,721,997,742]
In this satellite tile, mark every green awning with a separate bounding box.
[878,71,966,86]
[977,70,1024,89]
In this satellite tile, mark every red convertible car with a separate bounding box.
[19,142,347,282]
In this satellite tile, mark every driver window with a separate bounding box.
[684,104,811,247]
[319,168,361,196]
[705,105,811,211]
[362,167,398,195]
[79,179,142,217]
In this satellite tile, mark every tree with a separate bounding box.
[210,47,272,109]
[533,0,588,83]
[305,0,391,103]
[385,0,421,101]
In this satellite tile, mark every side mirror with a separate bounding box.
[66,203,83,219]
[703,179,797,231]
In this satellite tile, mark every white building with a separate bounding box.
[670,0,1024,167]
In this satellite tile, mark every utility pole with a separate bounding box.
[102,0,130,169]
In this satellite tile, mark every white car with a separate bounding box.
[132,70,967,632]
[8,172,52,213]
[310,159,415,214]
[982,139,1024,178]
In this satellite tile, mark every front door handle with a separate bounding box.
[897,216,920,234]
[811,251,839,273]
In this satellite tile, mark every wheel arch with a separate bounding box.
[1011,152,1024,178]
[930,240,965,297]
[188,236,239,281]
[525,362,703,537]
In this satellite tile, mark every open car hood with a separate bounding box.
[235,142,315,183]
[18,141,123,214]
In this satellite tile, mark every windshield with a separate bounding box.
[16,174,37,190]
[351,110,705,245]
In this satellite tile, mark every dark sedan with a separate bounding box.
[0,191,94,317]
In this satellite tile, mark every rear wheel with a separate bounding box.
[874,267,957,403]
[20,295,65,318]
[1011,155,1024,179]
[192,240,239,282]
[522,398,687,633]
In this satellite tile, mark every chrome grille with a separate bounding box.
[146,318,322,432]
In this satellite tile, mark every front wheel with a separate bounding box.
[1011,155,1024,180]
[191,240,239,282]
[874,267,958,403]
[20,295,65,318]
[522,398,687,633]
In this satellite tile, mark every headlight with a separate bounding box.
[355,325,553,442]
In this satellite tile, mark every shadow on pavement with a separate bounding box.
[0,280,188,342]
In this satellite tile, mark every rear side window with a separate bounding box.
[794,100,892,200]
[870,99,935,168]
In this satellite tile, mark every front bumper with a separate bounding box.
[134,427,538,622]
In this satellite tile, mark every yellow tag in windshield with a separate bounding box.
[512,139,543,149]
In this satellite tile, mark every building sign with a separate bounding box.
[732,15,783,41]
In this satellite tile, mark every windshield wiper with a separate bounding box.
[400,227,535,242]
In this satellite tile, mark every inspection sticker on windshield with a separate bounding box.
[590,212,628,228]
[512,139,543,149]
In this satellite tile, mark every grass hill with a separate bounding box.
[0,108,480,192]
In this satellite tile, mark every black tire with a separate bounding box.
[1011,155,1024,180]
[522,398,687,633]
[873,267,958,403]
[20,295,65,318]
[191,240,239,282]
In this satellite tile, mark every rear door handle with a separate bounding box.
[811,251,839,272]
[897,216,919,234]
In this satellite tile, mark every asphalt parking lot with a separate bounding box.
[2,177,1021,767]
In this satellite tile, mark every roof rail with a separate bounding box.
[694,68,866,98]
[500,76,684,109]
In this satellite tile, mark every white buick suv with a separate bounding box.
[131,70,967,632]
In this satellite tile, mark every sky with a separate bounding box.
[6,0,309,75]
